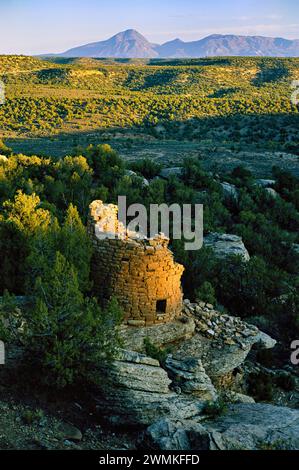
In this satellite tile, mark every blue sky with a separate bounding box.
[0,0,298,54]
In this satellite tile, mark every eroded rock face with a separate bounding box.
[159,167,183,179]
[204,404,299,450]
[179,301,276,378]
[143,418,210,451]
[111,350,172,394]
[265,187,279,199]
[222,391,255,404]
[119,317,195,352]
[175,334,254,378]
[125,170,149,187]
[95,298,278,432]
[165,355,217,401]
[293,243,299,254]
[203,233,250,261]
[255,179,276,188]
[144,404,299,450]
[96,349,204,426]
[220,182,238,201]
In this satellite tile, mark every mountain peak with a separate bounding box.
[60,30,299,58]
[123,29,139,33]
[167,38,184,44]
[61,29,158,58]
[115,29,146,39]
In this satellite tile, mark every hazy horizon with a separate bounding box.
[0,0,298,55]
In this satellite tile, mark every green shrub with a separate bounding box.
[258,439,291,450]
[256,349,274,368]
[274,372,296,391]
[21,408,45,426]
[247,372,273,401]
[231,165,253,184]
[144,337,170,366]
[23,252,123,389]
[195,281,216,305]
[0,290,21,342]
[129,158,162,179]
[203,397,228,418]
[0,139,12,156]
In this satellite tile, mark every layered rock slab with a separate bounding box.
[144,404,299,450]
[95,349,204,426]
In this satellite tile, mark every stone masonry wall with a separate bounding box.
[87,200,184,326]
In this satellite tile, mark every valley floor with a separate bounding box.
[5,134,299,178]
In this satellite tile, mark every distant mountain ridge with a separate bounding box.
[59,29,299,58]
[61,30,159,59]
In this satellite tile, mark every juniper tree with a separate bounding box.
[59,204,92,293]
[24,252,122,389]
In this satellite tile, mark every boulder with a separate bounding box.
[95,303,277,430]
[111,349,171,393]
[174,332,255,378]
[96,349,204,426]
[293,243,299,255]
[204,403,299,450]
[255,179,276,188]
[119,317,195,353]
[222,391,255,404]
[178,301,276,378]
[93,297,279,437]
[204,233,250,261]
[265,187,279,199]
[175,330,276,379]
[120,301,276,380]
[159,167,183,180]
[165,355,217,401]
[253,331,277,350]
[220,182,238,201]
[59,423,83,442]
[143,404,299,450]
[125,169,149,187]
[143,418,211,451]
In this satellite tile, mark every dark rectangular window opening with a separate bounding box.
[156,299,167,314]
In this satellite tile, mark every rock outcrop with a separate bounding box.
[255,179,276,188]
[203,233,250,261]
[119,317,195,352]
[143,418,211,450]
[180,301,276,378]
[144,404,299,450]
[159,167,183,179]
[97,301,277,428]
[220,182,238,201]
[265,187,279,199]
[95,349,204,426]
[293,243,299,255]
[85,199,291,448]
[165,355,217,401]
[205,403,299,450]
[125,169,149,187]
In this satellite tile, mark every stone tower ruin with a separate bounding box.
[87,200,184,326]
